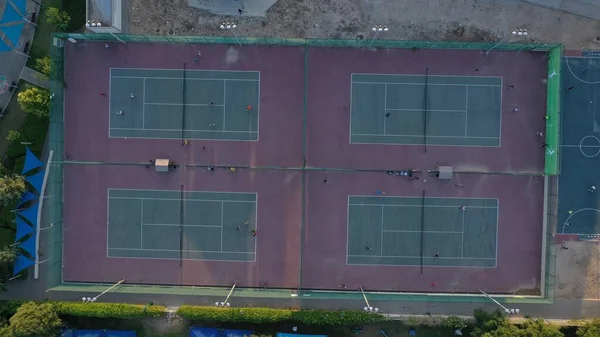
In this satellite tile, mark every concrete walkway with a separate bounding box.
[20,66,49,89]
[187,0,278,16]
[521,0,600,20]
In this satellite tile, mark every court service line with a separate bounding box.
[112,75,259,82]
[110,188,257,196]
[386,108,466,113]
[142,78,146,129]
[352,72,502,80]
[352,81,501,88]
[223,81,227,130]
[382,229,463,234]
[110,197,255,203]
[351,133,499,139]
[383,84,387,135]
[220,201,224,252]
[464,86,468,137]
[110,127,256,133]
[140,199,144,249]
[144,102,225,107]
[109,247,253,254]
[380,206,384,255]
[349,204,498,209]
[141,223,221,228]
[347,254,495,259]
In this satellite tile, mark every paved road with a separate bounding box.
[187,0,277,16]
[521,0,600,20]
[20,66,49,89]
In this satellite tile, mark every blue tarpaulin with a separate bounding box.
[15,217,33,241]
[0,23,23,48]
[12,253,34,276]
[0,3,22,24]
[18,233,35,256]
[277,334,327,337]
[189,328,220,337]
[25,170,44,194]
[17,191,37,209]
[17,202,38,227]
[10,0,27,14]
[22,147,44,175]
[223,330,253,337]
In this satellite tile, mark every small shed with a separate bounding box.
[154,159,170,172]
[437,166,453,180]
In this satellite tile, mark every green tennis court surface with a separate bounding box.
[107,189,257,261]
[109,68,260,140]
[350,73,502,146]
[347,196,498,267]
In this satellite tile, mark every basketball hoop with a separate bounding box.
[0,76,9,95]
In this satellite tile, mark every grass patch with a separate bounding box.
[27,0,62,68]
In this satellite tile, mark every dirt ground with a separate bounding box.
[555,241,600,299]
[128,0,600,50]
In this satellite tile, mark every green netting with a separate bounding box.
[544,46,562,175]
[55,33,560,51]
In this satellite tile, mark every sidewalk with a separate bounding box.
[521,0,600,20]
[21,66,49,89]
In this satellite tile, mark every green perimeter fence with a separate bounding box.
[45,34,559,304]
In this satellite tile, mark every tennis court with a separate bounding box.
[347,196,498,267]
[350,73,502,146]
[109,68,260,140]
[107,189,257,261]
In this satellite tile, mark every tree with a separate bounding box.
[577,319,600,337]
[0,175,25,203]
[34,56,52,80]
[517,318,564,337]
[471,309,509,336]
[2,302,62,337]
[6,131,21,142]
[17,86,51,118]
[442,315,468,330]
[0,247,16,292]
[45,7,70,31]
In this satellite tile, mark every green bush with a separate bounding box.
[441,315,467,330]
[177,306,387,325]
[54,302,165,318]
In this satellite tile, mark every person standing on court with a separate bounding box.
[590,185,596,193]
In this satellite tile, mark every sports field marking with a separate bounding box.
[109,68,260,141]
[564,57,600,84]
[349,73,502,147]
[107,189,257,262]
[346,195,499,268]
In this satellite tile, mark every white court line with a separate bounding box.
[565,57,600,84]
[349,195,499,202]
[106,191,110,258]
[465,86,469,137]
[382,230,463,234]
[144,102,225,107]
[494,202,499,268]
[351,133,499,139]
[353,81,501,88]
[347,254,495,259]
[140,199,144,249]
[499,77,503,147]
[380,206,384,255]
[112,75,259,82]
[256,72,261,142]
[110,196,256,203]
[109,188,257,196]
[349,140,500,148]
[223,80,227,130]
[349,204,498,209]
[352,72,503,80]
[386,108,466,113]
[560,144,600,148]
[346,196,350,263]
[108,68,112,139]
[141,223,221,228]
[142,78,146,129]
[108,247,254,254]
[110,127,257,133]
[461,210,465,257]
[383,84,387,135]
[220,201,224,252]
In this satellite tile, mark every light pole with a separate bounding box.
[220,22,242,48]
[360,287,379,313]
[486,28,528,54]
[82,279,126,303]
[215,283,236,307]
[368,25,389,49]
[478,288,520,314]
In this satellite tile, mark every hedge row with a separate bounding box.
[177,306,387,325]
[53,302,165,318]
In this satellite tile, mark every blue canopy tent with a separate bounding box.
[189,328,220,337]
[11,0,27,14]
[22,147,44,175]
[0,3,22,24]
[17,191,37,208]
[13,253,34,276]
[0,23,24,48]
[17,202,38,227]
[18,233,36,257]
[15,217,33,241]
[25,170,45,194]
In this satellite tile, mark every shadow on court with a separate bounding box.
[559,57,600,234]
